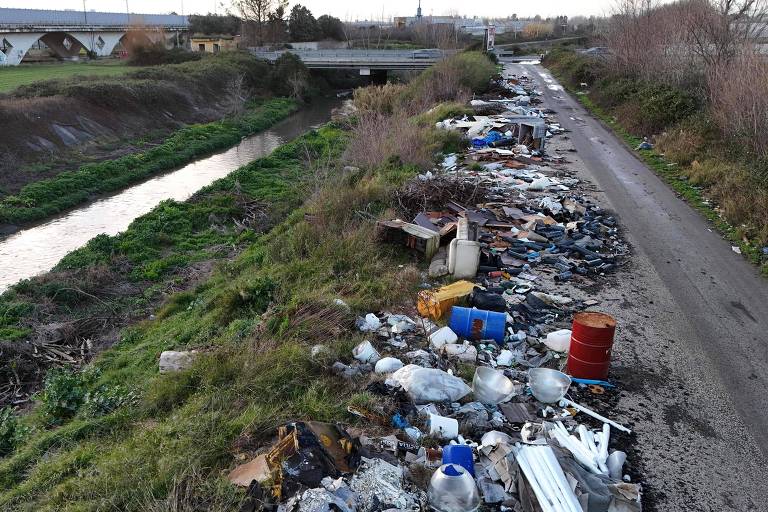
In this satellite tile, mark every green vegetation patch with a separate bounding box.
[0,61,135,94]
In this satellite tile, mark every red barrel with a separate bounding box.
[567,312,616,379]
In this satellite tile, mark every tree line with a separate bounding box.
[188,2,345,46]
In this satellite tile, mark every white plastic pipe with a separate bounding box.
[517,447,559,512]
[525,446,584,512]
[529,449,573,512]
[598,423,610,464]
[550,429,601,475]
[526,450,564,511]
[540,445,585,512]
[560,399,632,433]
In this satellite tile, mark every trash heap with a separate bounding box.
[228,72,642,512]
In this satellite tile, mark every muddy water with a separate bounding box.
[0,98,340,293]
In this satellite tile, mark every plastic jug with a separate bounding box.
[442,444,475,476]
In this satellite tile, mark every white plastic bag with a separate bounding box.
[390,364,471,403]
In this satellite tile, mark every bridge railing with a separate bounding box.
[249,49,456,62]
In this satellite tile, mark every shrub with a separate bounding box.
[0,408,29,457]
[39,368,91,424]
[270,53,310,98]
[82,385,138,417]
[128,43,201,66]
[353,83,408,115]
[406,52,495,108]
[344,112,440,170]
[39,367,137,424]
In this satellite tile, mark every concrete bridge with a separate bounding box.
[0,8,188,66]
[250,49,457,75]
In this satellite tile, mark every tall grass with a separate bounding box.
[345,51,493,170]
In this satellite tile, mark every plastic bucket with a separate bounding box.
[449,306,506,343]
[567,312,616,379]
[442,444,475,476]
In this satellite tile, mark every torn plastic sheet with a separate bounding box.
[349,457,421,511]
[389,364,472,403]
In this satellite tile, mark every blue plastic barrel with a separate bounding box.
[449,306,506,343]
[442,444,475,476]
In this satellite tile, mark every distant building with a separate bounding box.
[191,35,239,53]
[393,12,536,35]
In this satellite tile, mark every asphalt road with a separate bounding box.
[502,61,768,510]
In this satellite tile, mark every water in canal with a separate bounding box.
[0,98,340,293]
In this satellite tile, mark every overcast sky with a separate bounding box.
[0,0,618,20]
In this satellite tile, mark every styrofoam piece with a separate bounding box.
[544,329,572,352]
[442,342,478,363]
[496,349,514,367]
[429,326,458,349]
[374,357,403,374]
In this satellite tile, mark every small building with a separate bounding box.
[191,35,240,53]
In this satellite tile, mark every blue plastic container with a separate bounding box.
[442,444,475,476]
[448,306,506,344]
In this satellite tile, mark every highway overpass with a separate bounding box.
[0,8,188,66]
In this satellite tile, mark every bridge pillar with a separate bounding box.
[40,32,86,60]
[0,32,46,66]
[69,31,126,57]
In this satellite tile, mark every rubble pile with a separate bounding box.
[229,71,641,512]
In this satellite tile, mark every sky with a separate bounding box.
[0,0,619,20]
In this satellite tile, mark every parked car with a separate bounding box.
[411,48,442,59]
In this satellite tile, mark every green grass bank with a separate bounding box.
[0,61,137,94]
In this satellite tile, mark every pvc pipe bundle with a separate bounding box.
[550,422,603,475]
[551,422,616,478]
[516,445,583,512]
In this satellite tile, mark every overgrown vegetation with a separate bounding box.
[545,48,768,270]
[0,51,495,510]
[12,52,274,104]
[127,43,202,66]
[0,98,298,226]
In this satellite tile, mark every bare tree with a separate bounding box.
[234,0,286,46]
[682,0,768,67]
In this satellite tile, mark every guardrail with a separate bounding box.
[250,49,457,61]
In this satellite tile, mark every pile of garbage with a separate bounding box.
[228,72,641,512]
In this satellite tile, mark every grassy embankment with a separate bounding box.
[544,49,768,272]
[0,51,496,510]
[0,97,298,226]
[0,61,136,94]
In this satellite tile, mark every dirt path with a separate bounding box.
[504,61,768,511]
